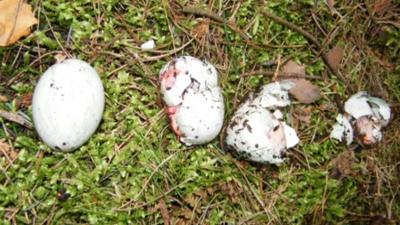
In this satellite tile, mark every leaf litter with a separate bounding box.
[281,60,321,104]
[0,0,38,46]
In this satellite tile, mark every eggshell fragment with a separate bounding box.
[225,82,299,164]
[32,59,105,151]
[330,114,353,145]
[159,56,224,146]
[140,39,155,50]
[330,91,390,145]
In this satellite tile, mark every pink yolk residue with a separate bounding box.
[166,106,182,137]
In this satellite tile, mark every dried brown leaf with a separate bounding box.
[282,60,306,76]
[0,139,18,161]
[0,0,38,46]
[287,79,321,104]
[327,46,344,73]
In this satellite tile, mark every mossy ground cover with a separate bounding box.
[0,0,399,224]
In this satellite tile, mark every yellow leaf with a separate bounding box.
[0,0,38,46]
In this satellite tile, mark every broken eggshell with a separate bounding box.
[225,82,299,164]
[159,56,224,146]
[330,91,390,145]
[32,59,105,151]
[330,114,353,145]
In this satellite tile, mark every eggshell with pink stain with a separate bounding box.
[159,56,224,145]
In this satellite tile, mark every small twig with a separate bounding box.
[0,110,32,129]
[181,6,224,23]
[272,55,282,81]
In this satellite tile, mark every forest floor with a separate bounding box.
[0,0,399,224]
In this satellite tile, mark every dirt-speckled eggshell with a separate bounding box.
[226,106,287,164]
[225,81,300,164]
[32,59,105,152]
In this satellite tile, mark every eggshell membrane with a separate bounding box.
[32,59,104,151]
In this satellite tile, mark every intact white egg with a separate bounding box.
[159,56,224,146]
[225,82,299,164]
[32,59,105,151]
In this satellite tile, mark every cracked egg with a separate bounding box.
[159,56,224,146]
[225,81,299,164]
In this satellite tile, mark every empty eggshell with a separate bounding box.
[225,81,299,164]
[330,114,353,145]
[330,91,390,145]
[159,56,224,146]
[32,59,105,151]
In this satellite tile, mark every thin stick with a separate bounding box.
[241,70,323,80]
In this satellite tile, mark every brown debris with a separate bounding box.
[0,139,19,163]
[191,19,210,40]
[331,150,356,179]
[16,92,32,109]
[293,106,312,124]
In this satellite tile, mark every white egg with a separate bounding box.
[225,82,299,164]
[32,59,105,151]
[159,56,224,146]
